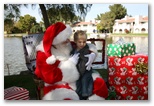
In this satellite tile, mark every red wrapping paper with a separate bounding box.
[4,86,29,100]
[108,54,148,100]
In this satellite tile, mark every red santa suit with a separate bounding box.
[35,22,108,100]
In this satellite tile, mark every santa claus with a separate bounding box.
[35,22,108,100]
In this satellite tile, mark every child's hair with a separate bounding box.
[74,30,87,42]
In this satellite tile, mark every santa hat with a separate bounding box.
[43,22,72,64]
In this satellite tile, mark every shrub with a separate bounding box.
[124,29,130,34]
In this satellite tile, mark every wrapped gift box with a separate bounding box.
[108,54,148,100]
[4,86,29,100]
[107,43,136,57]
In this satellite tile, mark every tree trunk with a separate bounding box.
[39,4,50,29]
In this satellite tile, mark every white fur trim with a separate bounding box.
[92,72,101,81]
[43,88,79,100]
[88,94,105,100]
[52,25,72,45]
[59,60,79,83]
[68,82,77,91]
[35,41,44,52]
[46,55,56,64]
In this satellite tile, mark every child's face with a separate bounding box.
[75,35,87,50]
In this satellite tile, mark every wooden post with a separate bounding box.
[6,64,10,76]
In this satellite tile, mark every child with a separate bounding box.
[70,30,94,100]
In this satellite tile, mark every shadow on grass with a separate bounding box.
[4,74,37,100]
[4,69,109,100]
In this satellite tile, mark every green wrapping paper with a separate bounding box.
[107,43,136,57]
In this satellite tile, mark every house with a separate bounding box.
[72,20,100,33]
[113,15,148,34]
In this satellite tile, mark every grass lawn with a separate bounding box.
[4,69,109,100]
[94,68,108,79]
[4,74,38,100]
[111,33,148,36]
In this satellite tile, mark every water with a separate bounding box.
[111,36,148,55]
[4,36,148,76]
[4,37,28,76]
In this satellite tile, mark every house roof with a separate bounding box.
[142,16,148,21]
[73,21,97,26]
[116,16,148,23]
[118,18,135,23]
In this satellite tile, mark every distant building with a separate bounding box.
[72,20,100,33]
[113,15,148,34]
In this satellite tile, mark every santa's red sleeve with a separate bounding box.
[35,51,63,84]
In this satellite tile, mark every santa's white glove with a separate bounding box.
[85,52,96,71]
[68,53,80,65]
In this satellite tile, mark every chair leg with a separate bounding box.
[33,75,44,100]
[40,88,44,100]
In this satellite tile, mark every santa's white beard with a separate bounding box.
[51,42,72,61]
[51,42,79,84]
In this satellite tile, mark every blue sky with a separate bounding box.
[85,4,148,21]
[20,4,148,22]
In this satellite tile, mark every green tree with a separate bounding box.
[4,4,28,20]
[16,14,37,33]
[100,12,115,33]
[98,4,127,33]
[39,4,92,28]
[109,4,127,19]
[11,26,22,34]
[30,23,43,33]
[4,4,92,30]
[4,18,14,33]
[95,14,101,20]
[47,4,81,24]
[39,21,45,32]
[4,4,21,19]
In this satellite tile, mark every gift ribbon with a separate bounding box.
[135,62,148,74]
